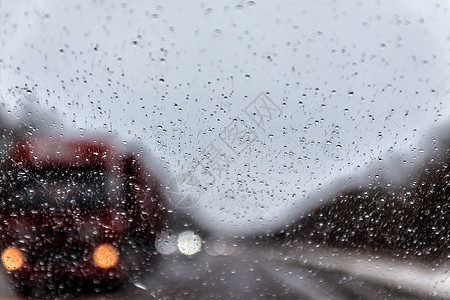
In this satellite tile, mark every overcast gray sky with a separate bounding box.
[1,0,449,235]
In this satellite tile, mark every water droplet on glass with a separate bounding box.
[205,8,213,16]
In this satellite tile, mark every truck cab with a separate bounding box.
[0,132,169,295]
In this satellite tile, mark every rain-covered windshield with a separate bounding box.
[0,1,449,299]
[6,167,108,209]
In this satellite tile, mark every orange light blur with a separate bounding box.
[93,243,119,269]
[1,247,25,271]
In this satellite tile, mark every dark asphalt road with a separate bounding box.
[0,244,447,299]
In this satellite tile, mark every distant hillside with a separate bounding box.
[271,147,449,263]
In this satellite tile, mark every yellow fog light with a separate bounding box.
[93,243,119,269]
[1,247,25,271]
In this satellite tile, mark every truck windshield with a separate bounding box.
[7,167,107,209]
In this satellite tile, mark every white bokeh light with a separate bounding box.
[155,231,178,255]
[177,231,202,256]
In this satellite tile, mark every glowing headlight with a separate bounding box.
[155,231,178,255]
[177,231,202,255]
[93,243,119,269]
[1,247,25,271]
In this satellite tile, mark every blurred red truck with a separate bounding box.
[0,132,170,295]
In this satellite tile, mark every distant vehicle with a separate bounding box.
[0,132,170,295]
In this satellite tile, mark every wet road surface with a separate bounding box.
[0,243,447,299]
